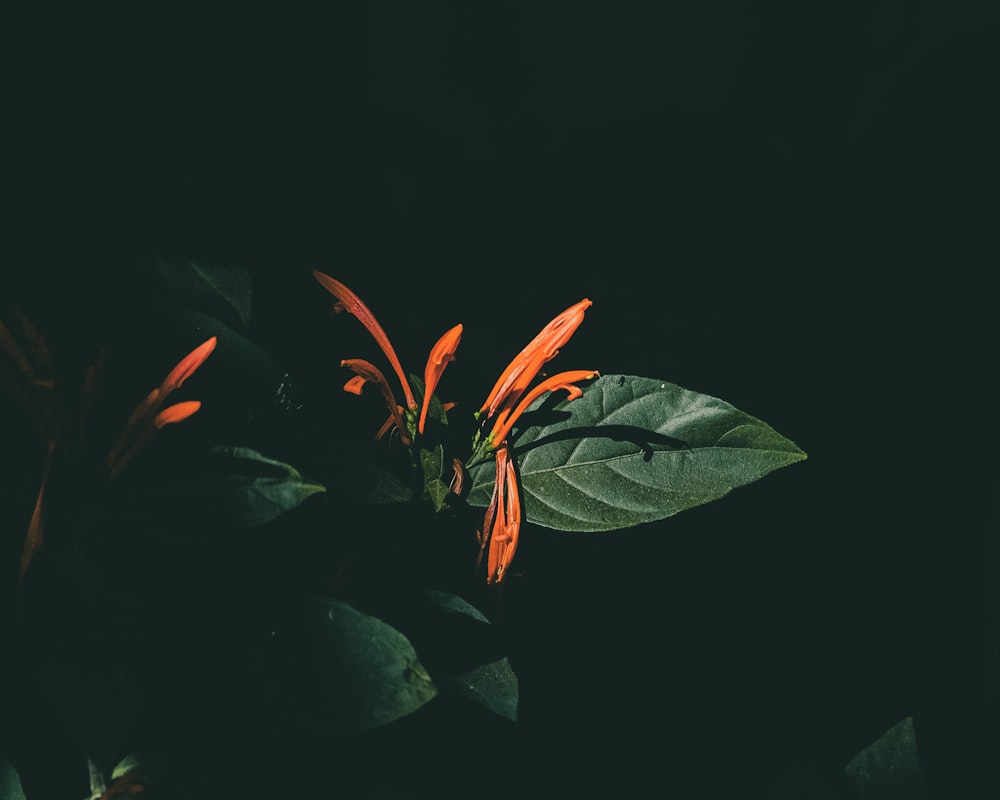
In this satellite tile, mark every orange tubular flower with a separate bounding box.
[312,270,417,411]
[479,298,592,419]
[479,446,523,584]
[478,371,597,585]
[418,323,463,435]
[314,272,462,444]
[154,400,203,429]
[160,336,218,394]
[489,369,599,447]
[341,358,411,445]
[475,300,598,585]
[106,336,216,481]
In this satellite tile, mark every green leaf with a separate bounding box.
[210,594,439,733]
[379,589,519,722]
[110,753,143,781]
[147,257,253,331]
[417,589,520,722]
[420,444,452,512]
[466,374,806,532]
[123,445,325,534]
[843,717,928,799]
[0,755,26,800]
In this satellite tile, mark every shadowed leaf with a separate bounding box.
[467,374,806,532]
[147,258,253,331]
[122,445,324,534]
[210,594,439,733]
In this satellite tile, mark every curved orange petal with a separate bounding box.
[154,400,202,429]
[479,299,592,418]
[418,323,463,435]
[489,370,599,446]
[483,447,509,581]
[341,358,410,445]
[160,337,217,395]
[493,451,522,584]
[313,271,417,410]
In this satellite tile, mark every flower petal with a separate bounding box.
[489,370,599,446]
[479,299,592,418]
[159,337,217,395]
[154,400,202,429]
[313,271,417,410]
[341,358,411,445]
[418,323,463,435]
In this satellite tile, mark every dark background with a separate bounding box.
[8,3,1000,797]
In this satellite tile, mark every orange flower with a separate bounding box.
[160,336,218,394]
[479,298,592,420]
[341,357,411,445]
[106,336,216,481]
[475,300,598,584]
[313,271,462,444]
[419,323,463,435]
[477,446,522,584]
[312,270,417,411]
[477,371,598,585]
[154,400,203,429]
[488,369,598,447]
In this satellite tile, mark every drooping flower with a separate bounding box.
[312,270,417,411]
[475,300,598,584]
[313,271,462,444]
[476,446,522,585]
[340,357,411,445]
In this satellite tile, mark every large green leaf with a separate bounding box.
[466,374,806,532]
[209,594,439,733]
[123,445,325,534]
[146,258,253,331]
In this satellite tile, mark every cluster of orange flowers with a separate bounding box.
[5,273,597,589]
[312,270,596,584]
[1,313,216,585]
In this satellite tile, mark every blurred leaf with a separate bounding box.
[467,374,806,532]
[842,716,928,799]
[101,757,154,800]
[110,753,143,781]
[147,258,253,331]
[209,594,439,734]
[122,445,324,534]
[0,755,27,800]
[316,457,415,505]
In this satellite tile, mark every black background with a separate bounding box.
[7,3,1000,797]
